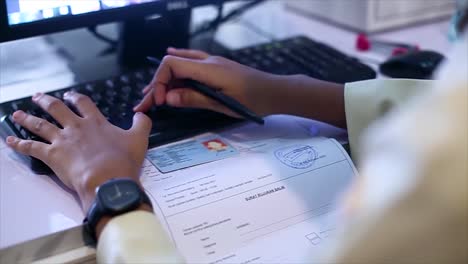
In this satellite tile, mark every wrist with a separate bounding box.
[83,178,153,242]
[258,74,299,116]
[263,74,346,127]
[248,73,290,117]
[76,167,141,213]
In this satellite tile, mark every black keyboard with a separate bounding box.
[0,35,376,174]
[0,67,239,174]
[226,36,376,83]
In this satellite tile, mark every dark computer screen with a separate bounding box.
[0,0,225,42]
[6,0,159,26]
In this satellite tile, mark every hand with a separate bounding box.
[134,48,347,128]
[134,48,281,118]
[6,92,152,213]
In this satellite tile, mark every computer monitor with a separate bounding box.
[0,0,229,65]
[1,0,165,42]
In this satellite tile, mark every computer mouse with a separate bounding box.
[379,50,445,79]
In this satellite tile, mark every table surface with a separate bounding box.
[0,0,453,249]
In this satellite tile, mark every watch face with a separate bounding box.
[97,180,141,212]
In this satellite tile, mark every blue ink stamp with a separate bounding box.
[274,145,317,169]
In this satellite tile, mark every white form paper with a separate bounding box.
[0,115,351,254]
[140,116,356,263]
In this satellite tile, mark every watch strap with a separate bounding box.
[84,179,152,242]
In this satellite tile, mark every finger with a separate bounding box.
[166,89,240,118]
[145,55,220,108]
[11,110,60,142]
[167,47,210,60]
[133,90,154,112]
[32,93,78,126]
[149,55,209,106]
[63,91,104,119]
[142,85,152,94]
[129,112,152,138]
[6,136,50,162]
[155,55,224,86]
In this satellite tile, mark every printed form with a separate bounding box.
[140,115,356,263]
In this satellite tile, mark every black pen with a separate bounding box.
[146,56,265,125]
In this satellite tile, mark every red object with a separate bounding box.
[391,46,421,56]
[356,33,419,54]
[391,47,409,56]
[356,33,371,51]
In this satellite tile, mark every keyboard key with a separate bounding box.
[122,86,132,94]
[134,71,145,80]
[91,93,103,102]
[135,82,146,90]
[85,83,94,90]
[105,79,115,88]
[19,128,29,139]
[53,91,64,98]
[147,67,156,76]
[105,89,117,98]
[101,107,110,117]
[120,75,130,84]
[11,101,26,111]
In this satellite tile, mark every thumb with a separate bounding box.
[130,112,152,137]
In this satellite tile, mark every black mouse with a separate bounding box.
[379,50,445,79]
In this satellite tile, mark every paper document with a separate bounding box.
[141,116,356,263]
[0,115,349,250]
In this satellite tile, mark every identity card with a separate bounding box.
[147,135,239,173]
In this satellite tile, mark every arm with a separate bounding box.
[134,49,347,129]
[265,75,346,128]
[135,48,435,161]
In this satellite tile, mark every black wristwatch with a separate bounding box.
[84,178,152,242]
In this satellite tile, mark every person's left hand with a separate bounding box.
[5,92,152,213]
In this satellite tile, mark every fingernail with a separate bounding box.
[167,93,180,105]
[32,92,43,101]
[63,91,71,97]
[12,110,26,120]
[6,136,16,144]
[167,47,176,52]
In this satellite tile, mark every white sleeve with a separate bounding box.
[97,211,183,264]
[344,79,433,162]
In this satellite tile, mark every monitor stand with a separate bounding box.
[117,8,192,68]
[43,8,222,84]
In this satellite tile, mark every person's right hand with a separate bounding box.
[133,48,280,118]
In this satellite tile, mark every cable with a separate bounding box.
[219,0,266,24]
[88,25,118,46]
[190,3,224,37]
[87,25,118,56]
[191,0,266,38]
[88,1,267,53]
[214,4,224,27]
